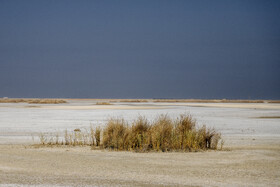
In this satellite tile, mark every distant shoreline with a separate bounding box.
[1,98,280,103]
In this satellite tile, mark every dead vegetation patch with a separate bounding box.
[256,116,280,119]
[0,98,67,104]
[120,99,149,102]
[96,102,112,105]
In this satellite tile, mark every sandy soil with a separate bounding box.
[0,143,279,187]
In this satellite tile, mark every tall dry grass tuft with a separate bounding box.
[130,116,150,151]
[102,118,130,150]
[95,127,101,146]
[37,114,222,152]
[149,115,173,151]
[64,130,69,145]
[89,126,95,146]
[174,114,196,150]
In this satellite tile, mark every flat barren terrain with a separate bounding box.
[0,100,279,186]
[0,143,279,186]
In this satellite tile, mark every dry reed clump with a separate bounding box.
[95,127,101,146]
[130,116,150,151]
[37,114,222,152]
[120,99,148,102]
[0,98,26,103]
[102,118,130,150]
[267,100,280,103]
[96,102,112,105]
[0,98,67,104]
[28,99,67,104]
[149,115,173,151]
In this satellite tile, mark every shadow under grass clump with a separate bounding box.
[37,114,223,152]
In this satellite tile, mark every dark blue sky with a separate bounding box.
[0,0,279,99]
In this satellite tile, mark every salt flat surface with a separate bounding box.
[1,101,280,186]
[0,101,280,145]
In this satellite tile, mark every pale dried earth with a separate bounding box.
[0,100,279,186]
